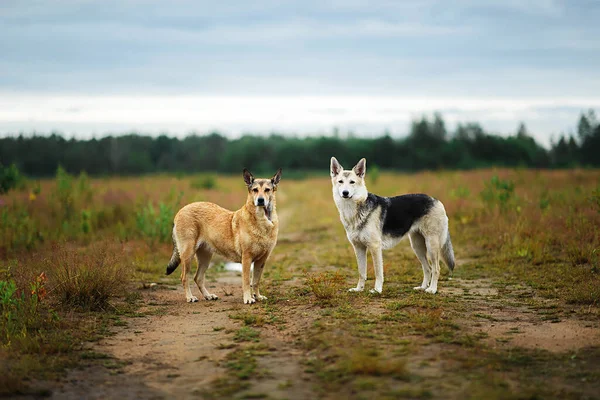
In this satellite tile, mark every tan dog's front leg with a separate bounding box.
[252,254,269,301]
[242,253,255,304]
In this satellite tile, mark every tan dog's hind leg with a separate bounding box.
[242,253,255,304]
[194,246,218,300]
[179,243,198,303]
[251,254,269,301]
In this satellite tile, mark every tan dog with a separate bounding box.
[166,169,282,304]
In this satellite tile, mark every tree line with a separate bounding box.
[1,111,598,177]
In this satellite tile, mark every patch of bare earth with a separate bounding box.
[446,278,600,352]
[51,272,315,400]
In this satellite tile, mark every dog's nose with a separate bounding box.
[257,197,265,205]
[342,190,349,197]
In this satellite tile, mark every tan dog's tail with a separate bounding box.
[165,227,181,275]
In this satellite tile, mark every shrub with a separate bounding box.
[369,165,380,185]
[306,271,345,303]
[0,207,40,251]
[135,201,176,243]
[450,186,471,199]
[51,166,95,236]
[0,163,22,194]
[135,191,182,243]
[341,349,409,378]
[191,175,217,190]
[480,175,516,211]
[47,242,130,311]
[0,272,51,347]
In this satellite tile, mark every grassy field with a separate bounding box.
[1,168,599,399]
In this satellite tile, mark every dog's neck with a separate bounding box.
[333,190,369,229]
[245,196,277,226]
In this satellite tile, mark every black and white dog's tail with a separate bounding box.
[165,228,181,275]
[441,232,455,273]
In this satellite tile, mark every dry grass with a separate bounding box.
[1,168,600,398]
[45,242,131,311]
[306,271,346,304]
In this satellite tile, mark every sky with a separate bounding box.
[1,0,599,146]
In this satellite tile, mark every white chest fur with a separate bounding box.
[335,197,384,247]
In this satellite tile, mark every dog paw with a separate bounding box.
[204,293,219,300]
[369,288,382,294]
[243,297,256,304]
[186,296,199,303]
[413,286,426,291]
[425,287,437,294]
[348,287,364,292]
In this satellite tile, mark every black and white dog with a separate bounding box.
[330,157,455,294]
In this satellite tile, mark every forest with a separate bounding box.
[1,110,598,177]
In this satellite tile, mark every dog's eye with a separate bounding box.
[338,180,343,184]
[264,188,270,192]
[350,181,355,184]
[252,188,258,193]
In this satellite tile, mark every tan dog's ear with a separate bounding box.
[330,157,343,177]
[352,158,366,178]
[271,168,282,186]
[243,169,254,186]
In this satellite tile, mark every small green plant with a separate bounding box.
[0,163,22,194]
[480,175,516,211]
[369,165,381,185]
[191,175,217,190]
[81,210,92,234]
[591,186,600,213]
[51,167,94,237]
[230,311,266,326]
[450,186,471,199]
[233,326,260,342]
[135,191,182,243]
[135,201,175,243]
[0,207,40,251]
[539,195,550,211]
[306,271,345,303]
[0,272,49,346]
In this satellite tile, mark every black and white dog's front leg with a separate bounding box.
[349,243,367,292]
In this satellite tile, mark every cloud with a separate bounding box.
[1,93,598,146]
[1,0,599,144]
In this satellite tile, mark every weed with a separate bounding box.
[0,207,40,251]
[450,186,471,199]
[369,164,381,185]
[233,327,260,343]
[191,175,217,190]
[0,163,22,194]
[480,175,516,211]
[47,242,130,311]
[306,271,346,304]
[135,191,182,243]
[341,349,409,379]
[230,311,266,327]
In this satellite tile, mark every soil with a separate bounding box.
[50,274,316,400]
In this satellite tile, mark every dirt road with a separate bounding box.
[48,266,600,400]
[50,272,315,400]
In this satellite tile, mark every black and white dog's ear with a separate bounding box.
[243,168,254,186]
[353,158,366,178]
[271,168,282,186]
[330,157,343,177]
